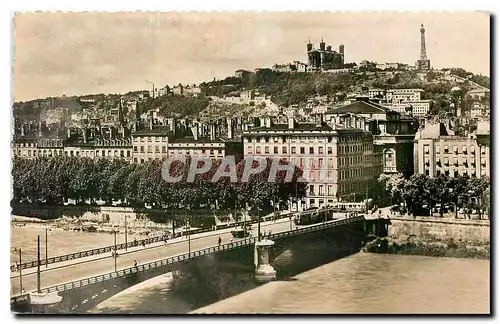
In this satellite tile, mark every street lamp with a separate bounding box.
[124,216,128,251]
[113,230,117,272]
[187,207,191,257]
[257,207,261,242]
[45,228,48,267]
[13,248,23,295]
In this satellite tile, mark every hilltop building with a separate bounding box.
[307,39,344,70]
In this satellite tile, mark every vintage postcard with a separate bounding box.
[10,11,490,315]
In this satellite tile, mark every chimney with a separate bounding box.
[265,117,271,128]
[149,118,153,130]
[83,128,88,143]
[67,128,71,139]
[169,118,176,135]
[210,124,216,141]
[190,124,199,141]
[38,121,43,137]
[20,124,25,136]
[316,114,323,127]
[288,117,295,129]
[227,118,233,139]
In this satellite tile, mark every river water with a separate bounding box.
[89,253,490,314]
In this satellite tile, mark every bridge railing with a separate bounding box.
[11,211,298,272]
[35,216,364,295]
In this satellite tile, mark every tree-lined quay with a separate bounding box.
[378,173,490,219]
[12,156,307,222]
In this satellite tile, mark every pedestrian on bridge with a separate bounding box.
[218,236,222,246]
[134,260,137,267]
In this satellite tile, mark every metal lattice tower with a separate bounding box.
[420,24,428,60]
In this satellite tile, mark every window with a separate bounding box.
[453,157,458,166]
[256,146,261,154]
[147,146,152,153]
[134,146,138,152]
[319,147,324,154]
[444,157,449,166]
[309,171,314,181]
[140,137,145,142]
[282,146,287,154]
[120,150,124,157]
[328,147,332,154]
[148,137,152,142]
[265,147,270,154]
[319,185,324,195]
[127,151,131,157]
[436,157,441,166]
[425,169,429,176]
[328,185,334,196]
[471,146,475,154]
[424,145,430,154]
[274,147,278,154]
[155,137,160,142]
[155,146,160,153]
[140,158,144,164]
[300,147,305,154]
[309,147,314,154]
[318,158,323,168]
[444,145,449,153]
[162,146,166,153]
[291,147,296,154]
[462,146,467,154]
[140,146,144,153]
[309,185,314,195]
[102,150,105,156]
[453,146,458,154]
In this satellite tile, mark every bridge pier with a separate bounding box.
[254,240,276,283]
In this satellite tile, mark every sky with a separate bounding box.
[12,11,490,102]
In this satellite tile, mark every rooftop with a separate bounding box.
[327,100,393,115]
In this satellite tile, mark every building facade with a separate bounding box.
[414,123,490,178]
[242,119,377,210]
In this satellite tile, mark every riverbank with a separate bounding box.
[363,236,490,260]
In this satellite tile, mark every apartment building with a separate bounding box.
[414,122,490,178]
[242,118,378,210]
[131,126,171,164]
[386,88,424,102]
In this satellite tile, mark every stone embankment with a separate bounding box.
[364,216,490,259]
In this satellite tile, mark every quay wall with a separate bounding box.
[388,216,490,245]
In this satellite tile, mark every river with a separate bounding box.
[89,253,490,314]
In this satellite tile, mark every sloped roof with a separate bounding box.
[327,100,392,114]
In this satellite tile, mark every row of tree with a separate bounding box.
[378,173,490,219]
[12,156,307,214]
